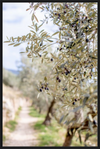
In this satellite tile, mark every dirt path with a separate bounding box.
[3,106,41,146]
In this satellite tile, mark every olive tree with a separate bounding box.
[4,2,97,146]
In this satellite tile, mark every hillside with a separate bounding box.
[6,69,19,75]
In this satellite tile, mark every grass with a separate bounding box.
[29,107,98,147]
[29,107,45,118]
[5,120,18,132]
[5,106,22,132]
[34,120,65,146]
[29,106,66,146]
[15,106,22,120]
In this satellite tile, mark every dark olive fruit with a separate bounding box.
[55,13,57,15]
[88,19,90,23]
[85,16,87,19]
[68,70,70,73]
[58,79,61,82]
[93,120,97,125]
[64,45,66,47]
[40,43,42,46]
[60,48,62,51]
[75,99,77,102]
[39,55,42,57]
[58,14,61,17]
[88,18,92,22]
[51,58,53,61]
[85,26,88,29]
[72,102,75,105]
[65,4,68,8]
[57,8,60,10]
[56,77,59,80]
[86,39,89,42]
[45,87,49,90]
[64,67,67,70]
[40,89,42,92]
[41,86,44,89]
[74,77,76,80]
[64,88,67,91]
[65,72,68,75]
[64,11,66,14]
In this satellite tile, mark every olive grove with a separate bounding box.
[4,2,97,146]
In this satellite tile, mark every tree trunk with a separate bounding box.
[63,109,84,146]
[63,127,75,146]
[39,107,41,114]
[42,98,55,126]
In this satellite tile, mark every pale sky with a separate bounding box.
[3,3,59,70]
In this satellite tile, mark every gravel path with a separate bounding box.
[3,106,40,146]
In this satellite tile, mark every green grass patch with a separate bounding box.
[5,106,22,132]
[34,120,65,146]
[29,107,45,118]
[15,106,22,120]
[38,133,60,146]
[5,120,18,132]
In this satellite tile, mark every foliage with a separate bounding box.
[17,54,54,113]
[4,2,97,146]
[3,68,20,88]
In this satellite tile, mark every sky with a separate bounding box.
[3,3,59,70]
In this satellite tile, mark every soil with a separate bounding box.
[3,106,40,146]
